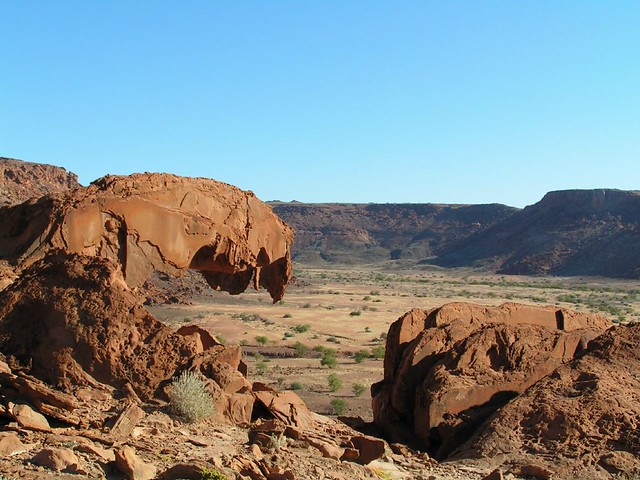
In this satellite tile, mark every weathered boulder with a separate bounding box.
[0,253,253,413]
[0,172,293,302]
[371,302,611,459]
[452,322,640,479]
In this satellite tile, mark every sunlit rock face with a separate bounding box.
[371,302,611,460]
[0,172,294,301]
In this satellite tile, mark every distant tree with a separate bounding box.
[255,335,268,346]
[371,346,386,360]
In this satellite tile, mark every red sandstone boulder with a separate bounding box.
[452,322,640,479]
[0,253,253,416]
[0,173,293,302]
[371,302,611,459]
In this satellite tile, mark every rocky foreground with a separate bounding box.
[1,171,639,479]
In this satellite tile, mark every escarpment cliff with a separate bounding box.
[431,189,640,278]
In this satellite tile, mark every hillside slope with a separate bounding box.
[270,202,518,265]
[0,157,79,206]
[430,189,640,278]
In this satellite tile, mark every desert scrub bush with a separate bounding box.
[200,466,229,480]
[255,361,268,375]
[283,313,292,318]
[328,373,343,392]
[168,371,215,423]
[294,341,309,357]
[354,349,370,363]
[371,346,386,360]
[290,381,304,391]
[349,310,361,316]
[330,398,346,415]
[255,335,269,346]
[292,323,310,333]
[321,351,338,368]
[352,382,366,397]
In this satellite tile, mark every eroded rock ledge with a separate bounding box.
[0,173,294,301]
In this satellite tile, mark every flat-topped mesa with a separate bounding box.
[0,173,294,301]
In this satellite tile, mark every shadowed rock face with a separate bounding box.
[371,302,611,460]
[0,173,294,302]
[0,254,252,408]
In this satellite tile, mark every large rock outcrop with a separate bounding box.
[453,322,640,479]
[371,302,611,460]
[0,157,80,207]
[0,253,253,412]
[0,173,294,301]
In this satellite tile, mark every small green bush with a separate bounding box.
[290,381,304,391]
[168,371,215,423]
[255,335,269,346]
[349,310,361,316]
[330,398,346,415]
[328,373,343,392]
[200,466,229,480]
[294,341,309,357]
[354,349,370,363]
[293,324,310,333]
[353,383,366,397]
[321,351,338,368]
[371,346,386,360]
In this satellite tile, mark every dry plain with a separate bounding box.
[149,263,640,422]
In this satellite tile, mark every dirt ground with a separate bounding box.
[148,263,640,422]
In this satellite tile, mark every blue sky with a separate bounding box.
[2,2,639,207]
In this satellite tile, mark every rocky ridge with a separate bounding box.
[0,157,79,207]
[427,189,640,278]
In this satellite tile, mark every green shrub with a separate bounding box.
[349,310,361,316]
[290,381,304,391]
[283,313,293,318]
[354,349,370,363]
[321,351,338,368]
[200,466,229,480]
[168,371,215,423]
[371,346,386,360]
[330,398,346,415]
[328,373,343,392]
[293,324,310,333]
[255,361,268,375]
[255,335,269,346]
[353,383,366,397]
[294,341,309,357]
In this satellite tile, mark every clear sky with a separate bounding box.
[2,2,639,207]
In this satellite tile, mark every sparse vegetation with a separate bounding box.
[255,335,268,346]
[354,349,370,363]
[290,381,304,391]
[168,371,215,423]
[200,466,229,480]
[371,345,386,360]
[328,373,343,392]
[349,310,361,316]
[353,382,366,397]
[330,398,346,415]
[292,324,310,333]
[321,350,338,368]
